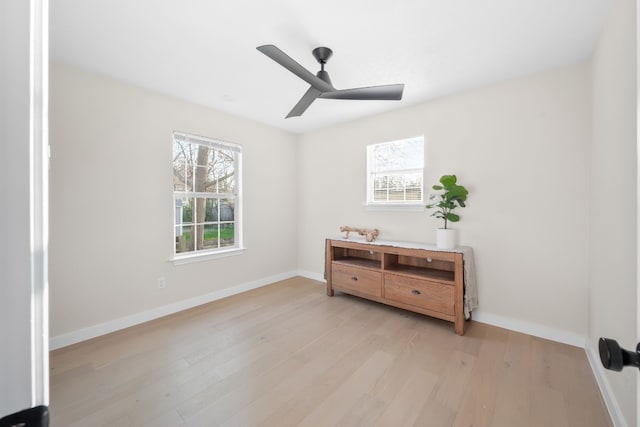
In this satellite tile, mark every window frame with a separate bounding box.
[365,136,425,210]
[171,131,243,263]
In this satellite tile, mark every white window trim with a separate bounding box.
[171,247,245,265]
[364,203,426,212]
[172,132,243,262]
[366,136,425,208]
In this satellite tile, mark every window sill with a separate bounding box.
[364,203,425,212]
[171,247,245,265]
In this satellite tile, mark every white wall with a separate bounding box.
[0,0,48,417]
[49,63,298,339]
[589,0,638,425]
[297,63,591,342]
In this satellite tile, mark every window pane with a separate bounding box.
[194,165,215,192]
[201,224,219,250]
[388,175,405,201]
[173,146,193,192]
[371,137,423,172]
[193,197,209,224]
[373,175,386,189]
[373,191,387,201]
[205,198,219,222]
[220,198,235,221]
[176,224,194,253]
[214,148,236,193]
[182,163,194,192]
[195,144,211,167]
[177,197,193,223]
[220,223,235,247]
[217,172,235,193]
[405,173,423,201]
[406,186,422,201]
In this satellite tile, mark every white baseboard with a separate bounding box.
[584,338,628,427]
[49,270,298,350]
[471,310,586,348]
[296,270,326,283]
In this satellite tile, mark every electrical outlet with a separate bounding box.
[157,277,166,289]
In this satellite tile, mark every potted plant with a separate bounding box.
[426,174,469,249]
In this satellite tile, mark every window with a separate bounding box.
[366,136,424,206]
[172,132,242,258]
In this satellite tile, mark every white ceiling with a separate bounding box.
[51,0,611,134]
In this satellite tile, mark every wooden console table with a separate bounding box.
[325,238,473,335]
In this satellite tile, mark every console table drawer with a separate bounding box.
[332,263,382,297]
[384,273,454,315]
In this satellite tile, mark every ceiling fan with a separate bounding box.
[256,44,404,118]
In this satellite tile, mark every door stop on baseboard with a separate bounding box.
[599,337,640,371]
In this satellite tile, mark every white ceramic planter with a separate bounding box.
[436,228,457,249]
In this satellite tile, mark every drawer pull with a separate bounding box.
[411,289,421,295]
[351,276,358,281]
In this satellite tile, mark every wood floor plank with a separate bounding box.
[491,331,533,425]
[432,349,477,412]
[335,393,387,427]
[451,324,510,427]
[296,350,396,426]
[529,384,569,427]
[373,368,438,427]
[49,277,613,427]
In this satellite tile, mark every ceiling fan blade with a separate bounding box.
[286,87,322,118]
[257,45,334,93]
[319,84,404,101]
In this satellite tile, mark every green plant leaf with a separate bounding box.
[448,185,468,198]
[432,185,443,190]
[440,175,457,187]
[447,213,460,222]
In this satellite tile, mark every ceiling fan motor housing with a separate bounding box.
[312,47,333,64]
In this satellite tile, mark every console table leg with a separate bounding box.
[325,239,335,296]
[455,319,464,335]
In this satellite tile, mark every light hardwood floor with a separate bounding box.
[50,277,612,426]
